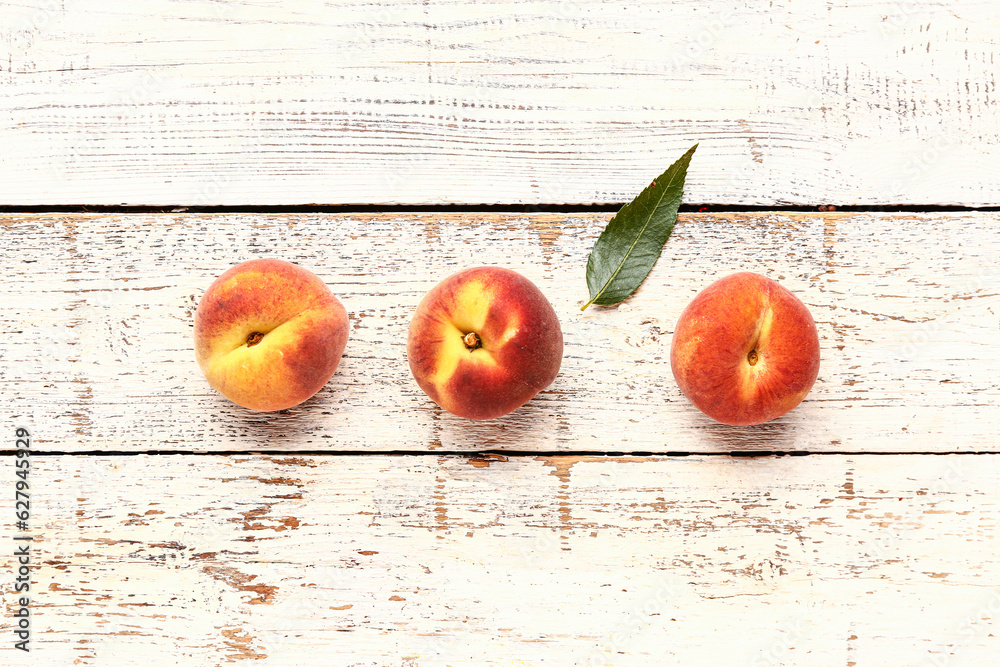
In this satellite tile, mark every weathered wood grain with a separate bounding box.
[5,453,998,665]
[3,212,998,453]
[2,0,998,206]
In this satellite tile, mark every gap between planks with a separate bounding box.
[11,451,1000,457]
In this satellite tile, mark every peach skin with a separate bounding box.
[194,258,349,411]
[670,272,820,426]
[407,267,563,420]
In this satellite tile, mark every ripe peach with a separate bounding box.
[407,267,563,420]
[670,272,820,426]
[194,258,349,411]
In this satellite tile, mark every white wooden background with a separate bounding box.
[15,454,1000,665]
[2,0,999,206]
[4,212,1000,453]
[4,0,1000,665]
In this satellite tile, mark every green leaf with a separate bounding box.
[582,143,698,310]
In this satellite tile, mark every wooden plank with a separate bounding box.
[9,453,1000,664]
[2,0,998,206]
[4,212,998,453]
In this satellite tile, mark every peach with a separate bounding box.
[194,258,349,411]
[407,267,563,420]
[670,272,820,426]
